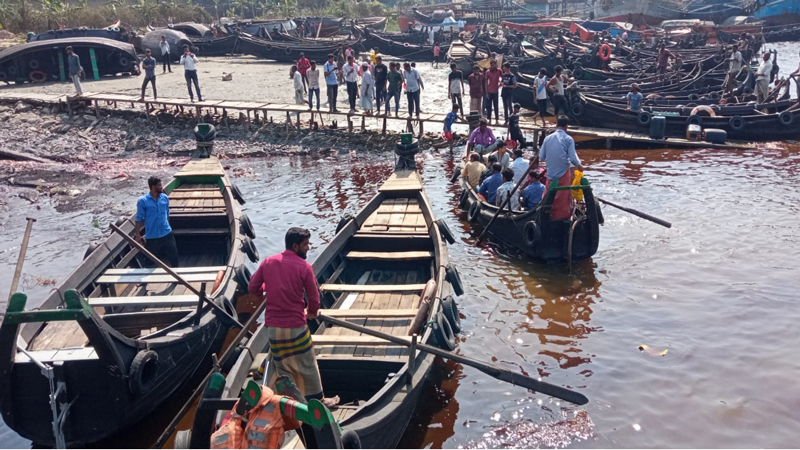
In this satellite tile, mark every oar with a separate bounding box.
[317,314,588,406]
[8,217,36,301]
[596,197,672,228]
[152,294,267,449]
[476,156,539,244]
[109,223,246,329]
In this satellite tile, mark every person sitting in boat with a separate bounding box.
[489,140,510,171]
[539,116,584,220]
[247,227,339,408]
[510,148,527,185]
[480,154,498,185]
[523,169,546,210]
[495,168,520,210]
[462,152,486,189]
[477,163,503,204]
[467,117,499,156]
[626,83,643,112]
[135,176,179,267]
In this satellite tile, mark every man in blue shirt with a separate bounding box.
[323,54,339,113]
[135,176,179,267]
[523,170,545,210]
[139,49,157,102]
[442,105,459,151]
[477,163,503,204]
[626,83,643,112]
[539,116,583,220]
[66,46,83,96]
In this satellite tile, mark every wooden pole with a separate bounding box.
[8,218,36,301]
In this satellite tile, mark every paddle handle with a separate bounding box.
[8,218,36,301]
[597,198,672,228]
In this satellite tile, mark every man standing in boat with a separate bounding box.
[656,44,675,76]
[724,44,743,94]
[248,228,338,407]
[755,52,773,104]
[539,116,584,221]
[135,176,179,267]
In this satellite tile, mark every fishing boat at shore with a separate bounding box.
[236,32,355,62]
[0,146,259,447]
[178,146,465,449]
[458,160,602,265]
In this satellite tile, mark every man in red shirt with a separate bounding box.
[468,64,484,114]
[485,59,502,125]
[297,52,311,93]
[248,227,337,405]
[433,44,440,68]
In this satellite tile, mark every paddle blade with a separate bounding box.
[480,366,589,406]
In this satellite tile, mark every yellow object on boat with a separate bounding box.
[572,170,584,202]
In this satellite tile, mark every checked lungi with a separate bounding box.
[264,325,324,400]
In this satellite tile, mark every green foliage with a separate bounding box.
[319,0,385,19]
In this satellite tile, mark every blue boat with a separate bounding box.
[750,0,800,26]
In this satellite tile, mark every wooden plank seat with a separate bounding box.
[171,228,230,236]
[312,335,411,345]
[88,295,199,308]
[320,309,418,318]
[97,272,219,284]
[345,251,433,260]
[103,266,225,276]
[318,284,427,293]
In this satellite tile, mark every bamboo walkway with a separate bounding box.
[0,90,750,150]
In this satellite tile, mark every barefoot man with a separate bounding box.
[248,227,339,407]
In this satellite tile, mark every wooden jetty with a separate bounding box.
[0,90,750,151]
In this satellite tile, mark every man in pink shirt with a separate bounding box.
[485,59,503,125]
[297,52,311,93]
[248,227,337,405]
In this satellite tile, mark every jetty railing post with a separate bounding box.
[407,333,417,386]
[194,282,207,326]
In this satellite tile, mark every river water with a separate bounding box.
[2,45,800,449]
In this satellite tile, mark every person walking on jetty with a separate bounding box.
[501,61,518,123]
[404,62,424,118]
[755,52,773,103]
[485,59,502,124]
[360,62,375,115]
[159,36,172,73]
[448,63,465,116]
[547,65,569,118]
[539,116,584,220]
[373,56,388,115]
[385,62,403,116]
[180,45,202,102]
[297,52,310,93]
[468,65,484,113]
[139,49,157,102]
[307,60,320,111]
[433,44,441,68]
[323,54,340,113]
[65,46,83,97]
[290,65,306,105]
[135,176,179,268]
[532,68,548,127]
[247,227,339,407]
[343,55,359,113]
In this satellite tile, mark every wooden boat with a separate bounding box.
[0,154,259,446]
[358,27,434,61]
[192,34,240,56]
[236,32,352,62]
[572,94,800,141]
[354,16,388,32]
[458,162,601,264]
[170,22,214,38]
[301,17,344,37]
[182,167,463,449]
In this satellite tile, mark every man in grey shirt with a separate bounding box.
[66,46,83,96]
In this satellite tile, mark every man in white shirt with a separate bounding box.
[724,44,743,93]
[159,36,172,73]
[755,52,772,103]
[343,55,359,113]
[307,60,321,111]
[532,68,548,127]
[495,168,520,210]
[403,62,424,118]
[180,45,202,102]
[291,65,305,105]
[790,49,800,100]
[510,148,528,185]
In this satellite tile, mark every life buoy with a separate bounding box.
[242,237,259,263]
[28,59,40,70]
[690,105,715,117]
[214,294,239,327]
[84,242,101,260]
[446,263,464,296]
[440,294,462,333]
[335,213,353,234]
[779,111,794,126]
[637,111,651,126]
[729,116,745,131]
[459,190,469,209]
[436,218,455,245]
[570,102,584,117]
[449,166,462,183]
[231,184,245,205]
[234,264,251,290]
[240,213,256,239]
[467,201,481,223]
[211,269,225,293]
[687,115,703,126]
[29,70,47,83]
[129,350,159,395]
[523,221,540,248]
[598,43,611,61]
[432,310,456,350]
